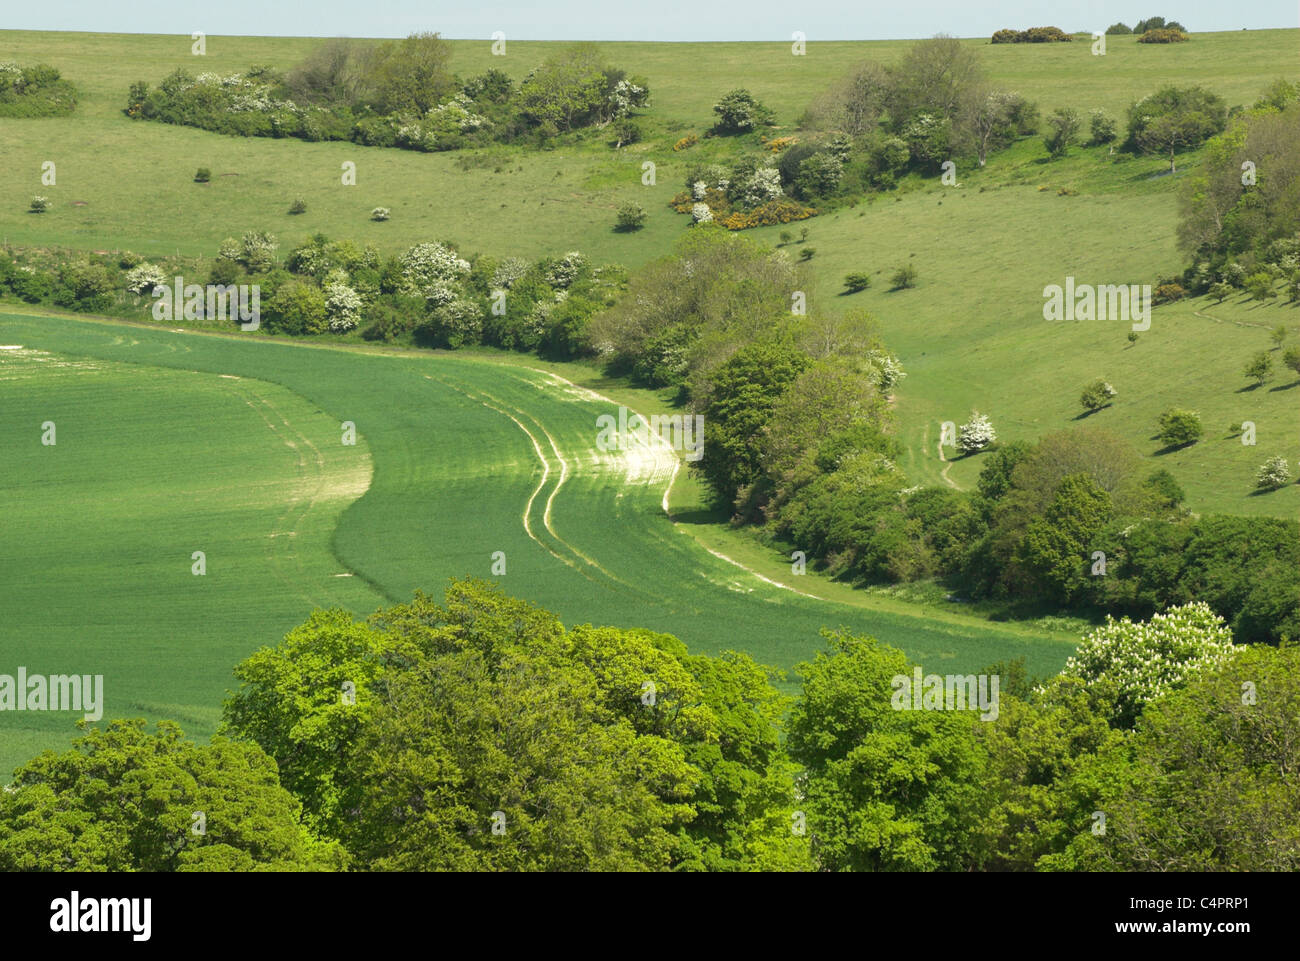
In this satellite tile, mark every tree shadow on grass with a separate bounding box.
[1073,404,1112,420]
[1153,441,1199,456]
[1268,379,1300,391]
[1235,383,1265,393]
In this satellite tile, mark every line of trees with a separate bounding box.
[1,580,1295,871]
[124,35,649,152]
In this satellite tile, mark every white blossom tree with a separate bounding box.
[957,410,996,454]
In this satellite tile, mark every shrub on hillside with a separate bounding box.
[615,202,647,231]
[711,89,772,134]
[1138,28,1188,43]
[889,264,917,289]
[0,61,77,117]
[1256,456,1293,490]
[1156,408,1202,447]
[1080,380,1116,412]
[957,411,996,454]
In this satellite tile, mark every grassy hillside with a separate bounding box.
[0,29,1295,260]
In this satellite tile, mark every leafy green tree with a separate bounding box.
[1126,85,1227,171]
[1283,345,1300,378]
[518,44,609,131]
[843,272,872,293]
[1018,473,1112,604]
[1079,379,1116,412]
[0,720,343,871]
[1243,350,1272,386]
[1047,643,1300,871]
[711,88,772,134]
[1156,407,1202,447]
[788,631,997,871]
[365,32,457,116]
[1043,107,1080,158]
[890,263,918,289]
[697,340,811,509]
[224,580,807,871]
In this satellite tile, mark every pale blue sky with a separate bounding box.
[5,1,1298,41]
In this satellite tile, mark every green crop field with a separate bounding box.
[0,310,1078,773]
[0,27,1297,774]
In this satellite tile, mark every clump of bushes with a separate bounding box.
[1138,28,1189,43]
[124,36,650,156]
[0,61,77,117]
[194,167,211,183]
[992,26,1072,43]
[289,198,307,214]
[370,207,390,222]
[28,195,50,214]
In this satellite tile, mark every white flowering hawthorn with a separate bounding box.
[545,251,586,289]
[325,282,362,333]
[125,263,167,295]
[957,411,996,454]
[1256,456,1292,490]
[400,242,470,295]
[691,202,714,224]
[739,167,783,207]
[868,349,907,391]
[491,257,529,290]
[1056,601,1236,723]
[239,231,278,271]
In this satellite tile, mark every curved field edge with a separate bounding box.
[1,311,1077,707]
[0,329,379,773]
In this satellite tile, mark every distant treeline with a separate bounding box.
[123,34,649,152]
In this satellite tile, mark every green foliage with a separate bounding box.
[288,197,307,214]
[223,580,807,871]
[890,263,917,289]
[1156,407,1202,447]
[1125,85,1226,169]
[1079,379,1116,411]
[615,201,646,231]
[1105,23,1133,35]
[711,88,773,134]
[194,167,211,183]
[1243,350,1272,385]
[843,272,872,293]
[1043,107,1080,158]
[697,339,811,508]
[1050,643,1300,871]
[788,631,995,871]
[0,720,343,871]
[1018,473,1112,604]
[1088,110,1118,145]
[0,61,77,117]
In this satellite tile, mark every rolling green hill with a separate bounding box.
[0,311,1079,772]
